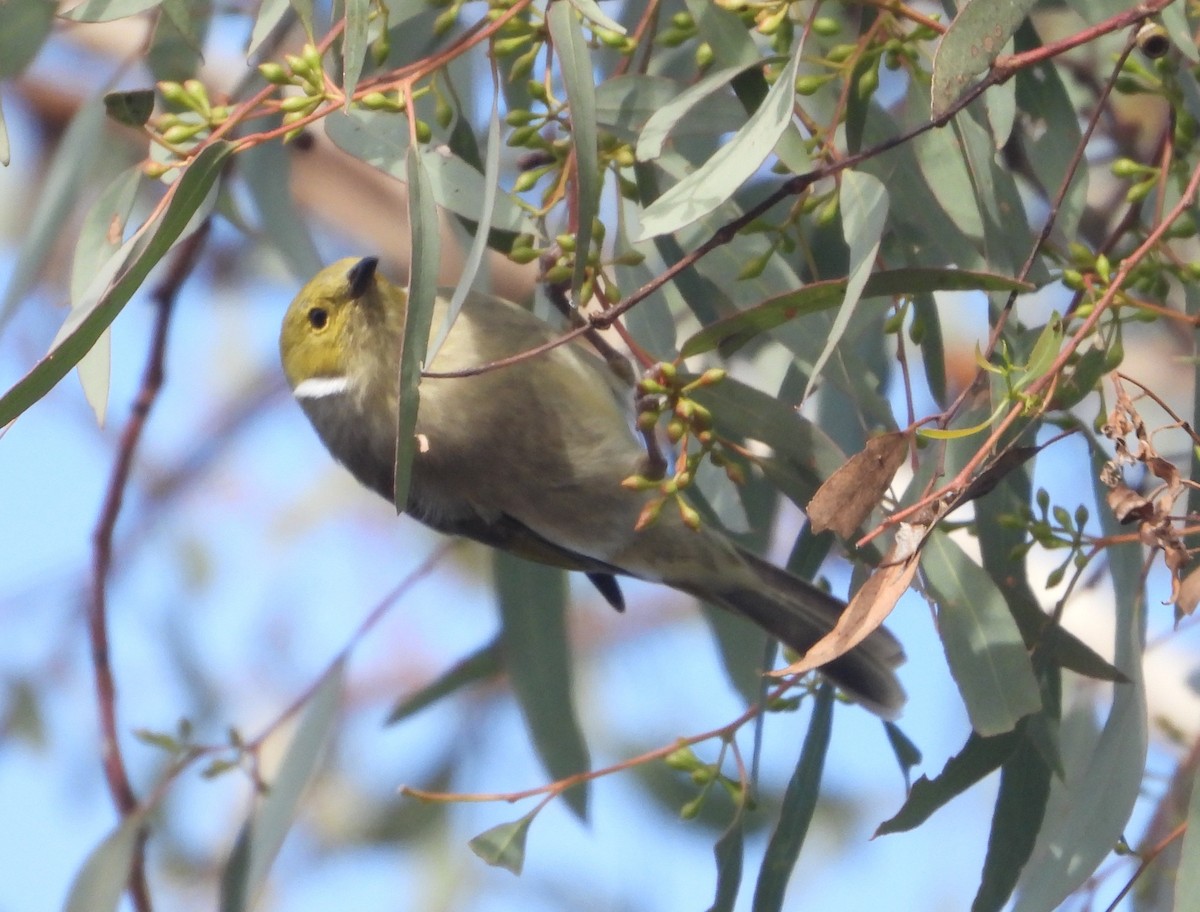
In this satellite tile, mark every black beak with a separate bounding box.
[347,256,379,299]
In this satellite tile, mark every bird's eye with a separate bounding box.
[307,306,329,330]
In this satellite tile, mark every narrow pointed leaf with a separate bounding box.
[923,533,1042,735]
[931,0,1038,118]
[680,268,1030,358]
[1,98,106,326]
[877,730,1020,835]
[494,551,591,819]
[385,637,503,725]
[0,142,230,428]
[547,0,599,297]
[63,815,145,912]
[637,59,779,162]
[636,37,804,241]
[972,734,1051,912]
[429,67,501,362]
[752,683,834,912]
[220,660,344,912]
[341,0,370,106]
[706,806,745,912]
[393,147,439,513]
[801,170,887,401]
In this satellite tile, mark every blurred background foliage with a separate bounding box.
[3,0,1200,910]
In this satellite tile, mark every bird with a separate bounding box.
[279,256,905,716]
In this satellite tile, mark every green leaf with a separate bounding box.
[384,637,503,725]
[689,376,847,511]
[595,75,747,140]
[494,551,591,820]
[102,89,155,128]
[71,168,142,305]
[62,815,145,912]
[61,0,163,22]
[288,0,314,40]
[220,660,344,912]
[923,533,1043,736]
[636,36,804,241]
[341,0,370,105]
[0,0,54,78]
[706,805,745,912]
[468,810,536,875]
[1,98,106,327]
[1011,454,1147,911]
[392,147,439,513]
[752,683,834,912]
[248,0,293,57]
[883,721,923,786]
[876,730,1020,836]
[428,67,501,362]
[0,93,8,166]
[800,169,888,401]
[636,59,780,162]
[1173,751,1200,907]
[567,0,624,34]
[241,142,322,279]
[0,142,230,428]
[680,268,1031,358]
[931,0,1038,118]
[547,0,599,297]
[972,732,1051,912]
[324,110,531,232]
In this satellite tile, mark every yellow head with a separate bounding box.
[278,256,402,399]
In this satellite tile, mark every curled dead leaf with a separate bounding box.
[1106,484,1153,525]
[808,431,909,539]
[770,529,923,680]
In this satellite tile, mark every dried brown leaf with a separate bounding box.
[808,431,908,538]
[769,533,922,678]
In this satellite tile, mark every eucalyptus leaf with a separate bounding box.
[931,0,1039,118]
[1173,755,1200,907]
[923,533,1043,736]
[494,551,590,820]
[247,0,292,56]
[752,684,834,912]
[637,59,781,162]
[636,37,805,241]
[680,268,1030,358]
[595,75,747,140]
[706,806,745,912]
[385,637,503,725]
[547,0,599,298]
[62,815,145,912]
[0,142,230,428]
[1,99,107,327]
[468,811,535,875]
[220,661,344,912]
[973,733,1051,912]
[325,110,530,233]
[429,72,501,362]
[877,730,1020,836]
[1011,455,1148,911]
[567,0,624,34]
[103,90,155,128]
[0,94,8,167]
[393,147,439,513]
[800,170,888,401]
[61,0,164,22]
[341,0,370,104]
[0,0,55,78]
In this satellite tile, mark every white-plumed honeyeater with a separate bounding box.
[279,257,905,715]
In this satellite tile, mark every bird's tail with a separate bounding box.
[676,546,906,717]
